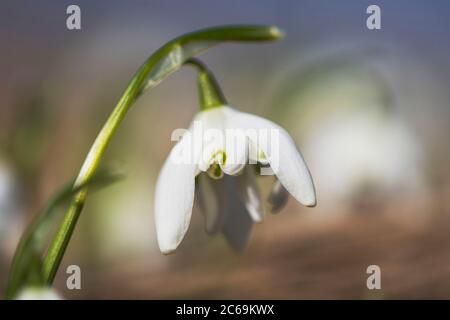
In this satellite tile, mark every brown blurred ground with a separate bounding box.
[57,203,450,300]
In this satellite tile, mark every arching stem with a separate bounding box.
[42,25,283,285]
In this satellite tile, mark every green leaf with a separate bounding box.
[140,25,284,92]
[4,171,121,299]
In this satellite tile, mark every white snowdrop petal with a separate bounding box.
[230,108,316,207]
[268,179,289,213]
[221,139,248,176]
[154,136,198,254]
[221,175,254,251]
[196,174,223,234]
[221,113,249,175]
[237,167,264,222]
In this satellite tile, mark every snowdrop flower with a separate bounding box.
[154,60,316,254]
[15,287,62,300]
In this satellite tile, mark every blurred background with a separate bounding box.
[1,0,450,299]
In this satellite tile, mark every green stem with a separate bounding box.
[186,58,227,110]
[42,25,283,285]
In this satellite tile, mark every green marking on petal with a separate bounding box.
[208,163,224,179]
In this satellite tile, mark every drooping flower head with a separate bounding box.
[155,59,316,254]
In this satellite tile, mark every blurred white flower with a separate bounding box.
[154,105,316,254]
[15,287,61,300]
[0,160,19,235]
[270,53,426,209]
[306,110,423,201]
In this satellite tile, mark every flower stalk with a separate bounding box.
[41,25,283,285]
[186,58,227,111]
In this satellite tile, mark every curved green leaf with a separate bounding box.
[5,172,121,299]
[140,25,284,92]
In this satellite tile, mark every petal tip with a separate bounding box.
[253,216,264,223]
[159,242,178,255]
[302,195,317,208]
[161,248,176,255]
[305,201,317,208]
